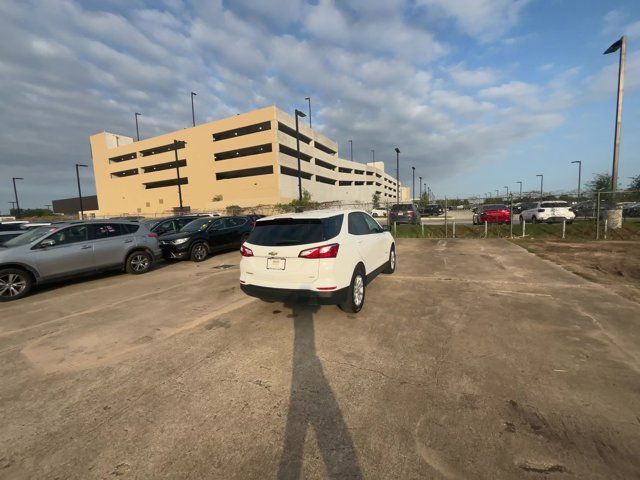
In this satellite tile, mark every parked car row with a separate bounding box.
[0,214,262,302]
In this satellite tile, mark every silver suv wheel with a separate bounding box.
[0,271,28,299]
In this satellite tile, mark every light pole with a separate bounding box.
[536,174,544,198]
[419,176,422,198]
[348,140,353,162]
[604,36,626,193]
[45,204,52,213]
[12,177,23,218]
[395,147,400,207]
[495,189,499,198]
[75,164,88,219]
[190,92,197,127]
[305,97,312,128]
[134,112,141,141]
[173,140,185,212]
[412,166,415,201]
[503,186,509,196]
[516,181,523,199]
[570,161,582,201]
[371,149,374,163]
[295,109,307,201]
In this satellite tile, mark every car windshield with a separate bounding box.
[391,204,414,211]
[541,202,568,208]
[180,218,215,232]
[1,226,59,248]
[247,215,343,246]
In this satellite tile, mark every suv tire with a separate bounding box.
[339,266,366,313]
[126,251,152,274]
[190,242,208,262]
[532,216,539,224]
[0,268,33,302]
[383,245,396,274]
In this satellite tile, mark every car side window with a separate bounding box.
[363,214,382,234]
[156,219,175,233]
[207,219,223,231]
[47,225,89,246]
[90,223,124,239]
[176,218,193,229]
[348,213,370,235]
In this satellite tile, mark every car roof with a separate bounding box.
[258,209,363,221]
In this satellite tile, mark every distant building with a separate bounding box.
[89,105,408,216]
[52,195,99,215]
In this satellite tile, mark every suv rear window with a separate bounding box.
[483,204,508,210]
[390,204,415,211]
[541,202,568,208]
[247,215,343,246]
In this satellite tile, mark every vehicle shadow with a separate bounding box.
[277,302,363,480]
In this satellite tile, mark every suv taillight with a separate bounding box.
[240,245,253,257]
[148,233,158,238]
[299,243,339,259]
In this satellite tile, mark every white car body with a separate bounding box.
[520,201,576,223]
[371,208,387,217]
[239,209,395,311]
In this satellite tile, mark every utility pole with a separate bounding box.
[604,36,626,193]
[174,140,184,212]
[305,97,312,128]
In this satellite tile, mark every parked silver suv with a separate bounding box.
[0,220,161,301]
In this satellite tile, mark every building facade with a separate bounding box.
[89,106,408,216]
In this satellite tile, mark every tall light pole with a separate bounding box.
[45,204,52,213]
[516,181,523,199]
[503,186,509,196]
[134,112,141,141]
[395,147,400,207]
[348,140,353,162]
[12,177,23,218]
[173,140,185,212]
[495,189,499,198]
[571,161,582,201]
[75,164,88,219]
[419,176,422,198]
[371,149,375,163]
[412,166,415,201]
[536,174,544,199]
[604,35,626,193]
[305,97,312,128]
[190,92,197,127]
[294,109,307,201]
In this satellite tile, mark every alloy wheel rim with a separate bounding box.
[0,273,27,297]
[131,255,149,272]
[195,245,206,260]
[353,274,364,306]
[390,250,395,270]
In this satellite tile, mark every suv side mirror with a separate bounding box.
[382,225,390,231]
[40,239,56,248]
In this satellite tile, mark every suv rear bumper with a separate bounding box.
[240,283,348,305]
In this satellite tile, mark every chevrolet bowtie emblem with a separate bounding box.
[268,251,278,256]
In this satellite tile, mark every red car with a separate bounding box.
[473,204,511,224]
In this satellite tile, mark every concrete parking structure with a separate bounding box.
[0,239,639,478]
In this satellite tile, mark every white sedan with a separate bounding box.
[239,209,396,313]
[520,201,575,224]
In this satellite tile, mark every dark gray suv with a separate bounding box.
[0,220,161,301]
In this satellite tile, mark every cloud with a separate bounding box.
[416,0,532,42]
[0,0,572,207]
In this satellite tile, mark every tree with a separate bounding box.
[225,204,243,215]
[372,192,380,209]
[586,172,612,192]
[418,192,429,208]
[629,174,640,191]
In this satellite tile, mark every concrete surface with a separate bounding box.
[1,239,639,479]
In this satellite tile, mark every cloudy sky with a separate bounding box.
[1,0,640,209]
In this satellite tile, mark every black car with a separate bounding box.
[159,216,253,262]
[420,204,443,216]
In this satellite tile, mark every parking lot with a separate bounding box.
[2,239,640,479]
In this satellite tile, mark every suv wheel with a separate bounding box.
[0,268,33,302]
[339,266,366,313]
[383,245,396,274]
[519,216,524,225]
[126,251,152,274]
[190,242,208,262]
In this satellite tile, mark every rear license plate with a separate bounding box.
[267,257,286,270]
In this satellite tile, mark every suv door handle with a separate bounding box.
[81,245,92,250]
[124,239,133,243]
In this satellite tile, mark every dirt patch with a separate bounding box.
[521,241,640,303]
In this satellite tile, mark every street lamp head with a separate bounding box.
[305,97,310,101]
[13,177,24,180]
[191,91,197,96]
[571,160,580,164]
[412,166,415,171]
[76,163,88,168]
[295,109,306,118]
[135,112,141,116]
[536,174,543,177]
[604,37,624,55]
[394,147,400,154]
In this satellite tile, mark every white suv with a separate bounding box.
[239,210,395,313]
[520,201,575,224]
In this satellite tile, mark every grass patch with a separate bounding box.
[392,220,640,242]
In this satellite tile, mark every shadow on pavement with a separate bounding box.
[277,303,363,480]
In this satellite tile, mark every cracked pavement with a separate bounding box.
[1,239,639,479]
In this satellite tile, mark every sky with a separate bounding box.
[1,0,640,210]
